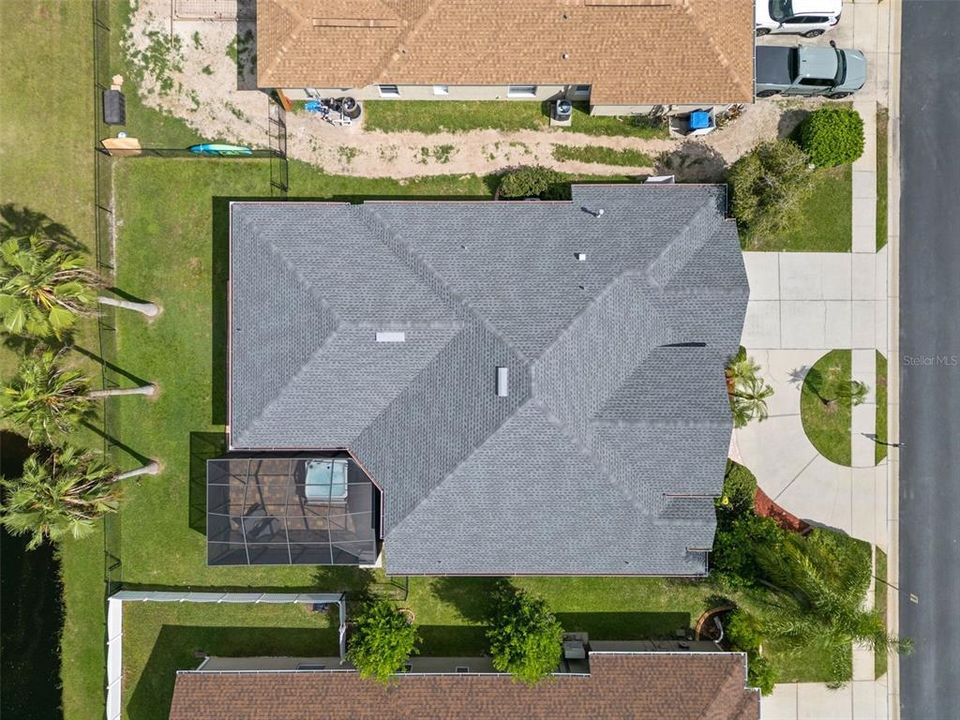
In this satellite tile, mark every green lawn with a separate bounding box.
[742,165,852,252]
[0,3,110,720]
[552,144,654,167]
[877,106,889,251]
[876,351,888,464]
[875,547,888,678]
[122,602,339,720]
[800,350,854,466]
[362,100,668,138]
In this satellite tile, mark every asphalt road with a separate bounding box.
[899,2,960,718]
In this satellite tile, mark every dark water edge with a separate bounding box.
[1,431,64,719]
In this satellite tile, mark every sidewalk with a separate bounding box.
[743,2,901,718]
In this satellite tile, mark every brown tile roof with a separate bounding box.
[257,0,754,105]
[168,652,760,720]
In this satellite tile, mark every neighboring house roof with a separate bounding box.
[169,653,760,720]
[256,0,755,105]
[229,185,749,575]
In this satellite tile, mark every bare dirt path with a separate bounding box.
[127,2,791,178]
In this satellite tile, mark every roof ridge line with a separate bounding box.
[529,268,655,372]
[233,324,342,448]
[373,0,445,82]
[230,224,342,446]
[682,0,754,99]
[260,0,312,86]
[358,205,531,361]
[645,197,723,288]
[528,399,652,514]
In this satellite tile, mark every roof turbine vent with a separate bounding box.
[581,206,605,218]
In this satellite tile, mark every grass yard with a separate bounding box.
[552,144,654,167]
[0,3,113,720]
[742,165,852,252]
[362,100,668,138]
[875,547,889,678]
[877,106,889,251]
[876,351,888,464]
[800,349,854,466]
[363,100,546,133]
[105,0,213,148]
[765,638,853,684]
[122,602,339,720]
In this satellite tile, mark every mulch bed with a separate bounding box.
[754,488,811,535]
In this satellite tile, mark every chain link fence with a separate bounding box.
[91,0,287,592]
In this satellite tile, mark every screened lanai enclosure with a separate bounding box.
[207,456,379,566]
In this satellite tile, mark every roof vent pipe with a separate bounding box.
[496,367,509,397]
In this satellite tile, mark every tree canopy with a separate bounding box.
[487,585,564,684]
[1,349,95,444]
[0,445,122,548]
[347,597,420,683]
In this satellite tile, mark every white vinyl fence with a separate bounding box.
[105,590,346,720]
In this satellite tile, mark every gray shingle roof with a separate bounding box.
[229,185,748,575]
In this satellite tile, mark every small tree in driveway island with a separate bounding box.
[347,596,420,683]
[487,585,564,684]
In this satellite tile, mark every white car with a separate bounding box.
[755,0,842,38]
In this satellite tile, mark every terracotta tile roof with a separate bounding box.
[257,0,754,105]
[169,652,760,720]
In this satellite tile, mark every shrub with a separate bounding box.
[498,166,565,199]
[726,609,762,651]
[716,461,758,527]
[799,108,865,167]
[747,654,778,695]
[347,597,419,683]
[728,140,812,235]
[487,585,564,684]
[711,514,786,587]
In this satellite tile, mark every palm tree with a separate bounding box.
[97,295,160,318]
[1,350,156,445]
[754,532,909,684]
[730,374,775,428]
[726,349,775,428]
[0,231,99,340]
[0,445,158,549]
[726,354,761,390]
[833,380,869,407]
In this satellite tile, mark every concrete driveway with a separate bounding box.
[741,252,886,350]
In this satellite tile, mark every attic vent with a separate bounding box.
[575,252,587,261]
[496,366,509,397]
[455,666,470,673]
[376,331,405,342]
[312,17,401,28]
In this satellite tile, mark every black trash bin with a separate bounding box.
[340,96,362,120]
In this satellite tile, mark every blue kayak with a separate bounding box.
[188,144,254,157]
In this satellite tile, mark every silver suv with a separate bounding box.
[756,44,866,99]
